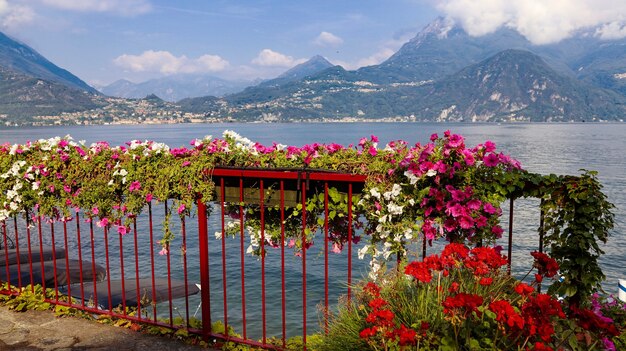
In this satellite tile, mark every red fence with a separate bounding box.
[0,169,541,350]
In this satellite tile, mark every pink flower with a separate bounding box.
[182,161,191,167]
[368,146,377,156]
[159,247,168,256]
[491,225,504,237]
[370,135,379,143]
[96,217,109,227]
[484,140,496,153]
[466,199,482,211]
[288,239,296,248]
[177,204,186,215]
[458,216,474,229]
[484,153,499,167]
[146,193,153,202]
[92,206,99,215]
[447,134,464,148]
[430,133,438,142]
[332,243,342,254]
[483,203,497,214]
[117,225,129,235]
[129,181,141,192]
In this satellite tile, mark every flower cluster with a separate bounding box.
[349,244,622,350]
[359,131,519,279]
[359,282,426,349]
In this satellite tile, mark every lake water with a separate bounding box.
[1,122,625,338]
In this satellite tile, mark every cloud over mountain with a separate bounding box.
[435,0,626,44]
[0,0,35,29]
[251,49,306,67]
[314,31,343,47]
[113,50,229,74]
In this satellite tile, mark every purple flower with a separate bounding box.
[602,338,616,351]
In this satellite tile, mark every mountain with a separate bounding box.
[403,49,626,121]
[180,49,626,122]
[0,32,97,93]
[258,55,335,87]
[0,66,101,120]
[100,75,253,102]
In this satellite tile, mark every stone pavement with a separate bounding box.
[0,305,217,350]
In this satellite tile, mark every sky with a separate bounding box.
[2,0,626,87]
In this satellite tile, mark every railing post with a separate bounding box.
[507,198,514,275]
[197,198,212,339]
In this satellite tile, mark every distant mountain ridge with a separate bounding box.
[0,32,97,94]
[100,75,254,102]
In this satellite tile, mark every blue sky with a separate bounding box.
[2,0,626,86]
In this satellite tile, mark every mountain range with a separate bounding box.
[2,17,626,123]
[100,75,255,102]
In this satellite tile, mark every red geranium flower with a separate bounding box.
[405,261,433,283]
[442,293,484,318]
[530,251,559,278]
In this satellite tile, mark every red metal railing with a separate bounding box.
[0,169,543,350]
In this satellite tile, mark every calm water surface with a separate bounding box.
[1,122,625,336]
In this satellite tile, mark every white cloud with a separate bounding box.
[356,48,396,68]
[433,0,626,44]
[251,49,306,67]
[314,31,344,47]
[41,0,152,16]
[113,50,229,74]
[0,0,35,30]
[595,21,626,40]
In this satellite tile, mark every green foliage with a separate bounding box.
[0,131,616,306]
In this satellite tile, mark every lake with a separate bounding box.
[1,122,625,337]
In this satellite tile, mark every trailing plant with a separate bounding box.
[0,130,615,303]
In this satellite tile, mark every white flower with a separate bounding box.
[108,179,114,186]
[382,242,393,260]
[358,245,369,260]
[9,202,18,211]
[369,260,382,280]
[246,245,254,254]
[387,202,404,215]
[369,187,381,199]
[215,231,223,240]
[32,182,40,190]
[403,228,413,240]
[118,169,128,176]
[426,169,437,177]
[404,170,419,185]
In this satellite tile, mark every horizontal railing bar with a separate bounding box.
[208,168,368,182]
